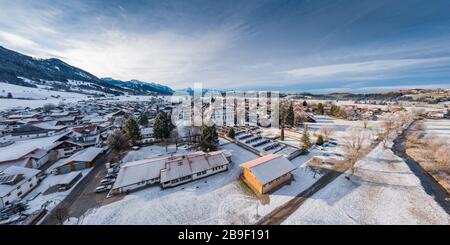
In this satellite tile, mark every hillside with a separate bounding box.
[102,77,174,95]
[0,46,174,96]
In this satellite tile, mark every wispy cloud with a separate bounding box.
[285,57,450,81]
[1,0,450,92]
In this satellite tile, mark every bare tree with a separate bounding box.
[53,206,68,225]
[381,114,396,147]
[319,126,334,142]
[412,108,426,119]
[363,119,369,129]
[342,128,367,179]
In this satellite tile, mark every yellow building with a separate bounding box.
[240,154,296,195]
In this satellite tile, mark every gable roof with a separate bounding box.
[240,154,296,185]
[64,147,103,163]
[72,124,97,134]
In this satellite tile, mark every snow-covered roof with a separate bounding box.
[141,128,153,135]
[0,134,61,163]
[113,157,168,189]
[160,151,229,183]
[57,171,82,185]
[28,148,48,159]
[113,151,229,189]
[0,166,41,196]
[240,154,296,185]
[32,121,66,130]
[65,147,103,163]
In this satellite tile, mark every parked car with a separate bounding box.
[100,178,115,185]
[95,185,111,193]
[105,173,117,179]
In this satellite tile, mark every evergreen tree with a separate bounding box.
[125,117,142,145]
[138,112,149,126]
[200,125,219,151]
[317,103,324,115]
[286,103,295,127]
[330,105,340,117]
[294,114,304,126]
[108,129,128,151]
[316,134,324,145]
[227,128,235,139]
[153,111,171,139]
[303,100,308,107]
[301,125,312,152]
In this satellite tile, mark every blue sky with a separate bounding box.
[1,0,450,93]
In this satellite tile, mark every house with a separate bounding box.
[0,166,41,209]
[23,148,50,169]
[72,124,100,146]
[240,154,296,195]
[53,147,103,175]
[49,141,83,159]
[160,151,229,188]
[111,151,230,194]
[55,116,77,126]
[55,171,83,191]
[140,127,154,144]
[10,124,66,140]
[0,147,49,169]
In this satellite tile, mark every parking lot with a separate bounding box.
[41,150,123,224]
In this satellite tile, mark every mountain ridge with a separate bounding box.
[0,45,174,96]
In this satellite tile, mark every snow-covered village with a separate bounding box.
[0,81,449,225]
[0,0,449,229]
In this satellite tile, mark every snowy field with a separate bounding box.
[422,119,450,143]
[0,82,166,111]
[77,139,330,225]
[283,142,449,225]
[0,83,89,110]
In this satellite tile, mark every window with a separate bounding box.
[29,183,33,188]
[17,191,23,197]
[16,185,21,190]
[197,170,207,176]
[28,178,32,182]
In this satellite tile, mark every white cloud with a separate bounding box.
[0,31,40,51]
[50,29,235,88]
[286,57,450,80]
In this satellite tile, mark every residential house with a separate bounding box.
[0,166,41,209]
[240,154,296,195]
[10,124,66,140]
[53,147,103,175]
[50,141,83,159]
[72,124,100,146]
[111,151,230,194]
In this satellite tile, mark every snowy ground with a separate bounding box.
[282,142,449,225]
[422,119,450,143]
[0,82,164,111]
[77,138,332,225]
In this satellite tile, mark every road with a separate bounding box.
[256,139,381,225]
[40,150,119,225]
[256,166,347,225]
[392,120,450,214]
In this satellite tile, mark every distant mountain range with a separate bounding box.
[0,45,174,96]
[102,77,174,95]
